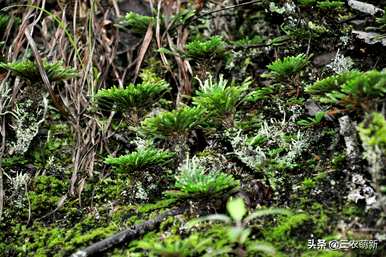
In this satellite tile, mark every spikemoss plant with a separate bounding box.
[94,81,169,112]
[121,12,153,33]
[185,36,225,58]
[266,54,309,81]
[165,157,239,199]
[105,148,175,173]
[193,75,251,128]
[265,54,310,96]
[305,70,386,109]
[141,106,205,141]
[0,59,77,82]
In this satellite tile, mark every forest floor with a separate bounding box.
[0,0,385,256]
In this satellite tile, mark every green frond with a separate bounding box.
[141,106,205,140]
[94,80,169,112]
[305,71,361,95]
[166,158,239,198]
[193,75,250,126]
[185,36,225,58]
[121,11,153,33]
[266,54,310,80]
[104,148,175,173]
[305,70,386,106]
[0,59,77,82]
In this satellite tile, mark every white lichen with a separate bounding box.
[327,50,355,74]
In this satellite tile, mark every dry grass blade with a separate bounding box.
[24,28,72,121]
[133,23,154,83]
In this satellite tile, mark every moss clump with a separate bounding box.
[317,1,345,9]
[268,213,310,241]
[358,112,386,149]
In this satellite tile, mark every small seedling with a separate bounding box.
[188,197,292,256]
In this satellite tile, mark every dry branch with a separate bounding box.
[71,207,186,257]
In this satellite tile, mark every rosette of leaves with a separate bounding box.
[265,54,310,81]
[104,148,175,173]
[141,106,205,142]
[120,11,153,34]
[94,80,169,114]
[305,70,386,109]
[264,54,310,96]
[0,59,77,82]
[193,75,251,128]
[185,36,225,59]
[165,157,239,199]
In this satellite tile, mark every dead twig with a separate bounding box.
[71,207,186,257]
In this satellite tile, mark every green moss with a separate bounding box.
[331,153,346,169]
[302,178,316,190]
[121,12,153,33]
[69,224,117,246]
[342,203,362,217]
[358,112,386,149]
[268,213,310,241]
[317,1,345,9]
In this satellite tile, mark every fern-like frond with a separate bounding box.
[105,148,175,173]
[305,70,386,106]
[0,59,77,82]
[266,54,309,80]
[193,75,251,127]
[94,80,169,112]
[166,157,239,198]
[185,36,225,58]
[141,106,205,140]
